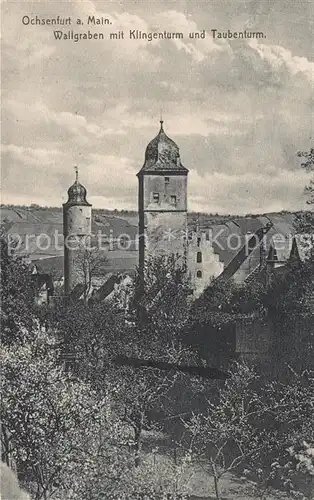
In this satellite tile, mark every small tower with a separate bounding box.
[63,167,92,295]
[137,121,189,279]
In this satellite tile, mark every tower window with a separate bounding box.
[153,192,159,203]
[197,251,202,263]
[170,195,177,205]
[165,176,170,184]
[196,270,202,278]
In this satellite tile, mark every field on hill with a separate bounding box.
[0,205,302,280]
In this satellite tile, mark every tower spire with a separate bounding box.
[74,165,79,182]
[159,107,164,131]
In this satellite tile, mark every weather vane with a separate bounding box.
[74,165,79,182]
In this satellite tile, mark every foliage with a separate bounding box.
[263,256,314,317]
[75,243,108,300]
[290,442,314,478]
[115,254,198,464]
[183,363,265,500]
[50,255,196,470]
[199,272,300,325]
[2,206,314,500]
[250,369,314,499]
[0,229,37,345]
[298,147,314,208]
[185,278,270,365]
[132,253,192,337]
[295,147,314,233]
[295,211,314,234]
[50,300,125,388]
[1,320,192,499]
[183,363,314,500]
[191,277,267,328]
[0,328,134,500]
[298,148,314,174]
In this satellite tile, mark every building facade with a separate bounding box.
[137,121,223,295]
[137,120,189,279]
[188,230,224,297]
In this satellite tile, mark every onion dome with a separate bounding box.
[138,121,188,175]
[63,168,91,206]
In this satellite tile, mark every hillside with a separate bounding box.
[0,206,139,276]
[0,205,303,278]
[0,204,303,227]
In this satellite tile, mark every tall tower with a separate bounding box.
[63,167,92,295]
[137,121,189,278]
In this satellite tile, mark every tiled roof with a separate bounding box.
[31,251,138,277]
[64,180,91,207]
[291,234,313,262]
[138,121,188,174]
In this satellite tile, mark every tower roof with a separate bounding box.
[63,167,91,207]
[138,121,188,175]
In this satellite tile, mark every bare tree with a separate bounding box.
[183,363,266,500]
[75,244,108,301]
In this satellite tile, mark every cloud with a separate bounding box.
[86,153,137,189]
[249,40,314,82]
[164,113,247,137]
[153,10,226,62]
[3,99,127,155]
[188,168,310,214]
[2,144,66,167]
[1,0,313,214]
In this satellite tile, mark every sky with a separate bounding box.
[1,0,314,214]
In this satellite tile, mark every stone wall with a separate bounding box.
[142,174,187,211]
[235,312,314,376]
[63,204,92,294]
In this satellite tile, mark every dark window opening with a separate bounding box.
[197,237,201,247]
[170,195,177,205]
[153,192,159,203]
[120,236,129,248]
[248,238,256,250]
[165,177,170,184]
[196,270,202,278]
[197,251,202,263]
